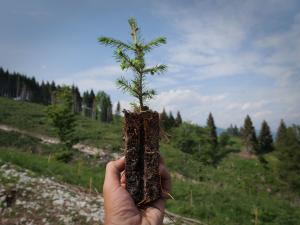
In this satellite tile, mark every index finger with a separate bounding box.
[103,157,125,190]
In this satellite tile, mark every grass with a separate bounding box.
[168,178,300,225]
[0,96,122,149]
[165,153,300,225]
[160,140,300,225]
[1,97,300,225]
[0,147,105,192]
[0,97,55,135]
[2,146,298,225]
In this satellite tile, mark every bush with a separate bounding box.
[172,123,205,154]
[172,123,215,164]
[219,132,230,147]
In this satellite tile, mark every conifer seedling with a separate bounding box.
[98,17,167,205]
[98,17,167,111]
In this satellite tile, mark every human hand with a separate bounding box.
[103,157,171,225]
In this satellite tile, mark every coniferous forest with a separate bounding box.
[0,67,113,122]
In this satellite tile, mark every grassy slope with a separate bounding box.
[0,97,122,149]
[0,97,299,225]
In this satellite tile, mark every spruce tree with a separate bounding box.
[106,100,113,122]
[207,112,218,149]
[276,119,287,147]
[175,111,182,127]
[160,108,169,130]
[98,17,167,111]
[169,111,175,128]
[243,115,258,153]
[227,124,234,136]
[115,101,121,116]
[258,120,274,154]
[233,125,239,136]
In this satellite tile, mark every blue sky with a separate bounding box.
[1,0,300,130]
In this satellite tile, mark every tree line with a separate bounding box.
[0,67,114,123]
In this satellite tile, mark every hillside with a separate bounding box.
[0,97,300,225]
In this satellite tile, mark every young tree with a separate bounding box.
[207,112,218,149]
[258,120,274,154]
[98,17,167,111]
[243,115,258,153]
[46,86,78,150]
[175,111,182,127]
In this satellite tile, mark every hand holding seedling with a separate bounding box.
[103,157,171,225]
[99,17,167,210]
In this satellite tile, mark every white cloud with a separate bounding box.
[148,0,300,129]
[254,110,273,119]
[241,100,268,111]
[155,0,300,84]
[149,89,225,110]
[56,65,123,93]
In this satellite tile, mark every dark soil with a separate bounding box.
[123,110,160,205]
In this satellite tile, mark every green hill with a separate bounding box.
[0,97,299,225]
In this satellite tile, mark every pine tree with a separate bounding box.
[276,119,287,147]
[98,17,167,111]
[107,101,113,122]
[258,120,274,154]
[168,111,175,128]
[233,125,239,136]
[207,112,218,149]
[89,90,96,118]
[243,115,258,153]
[175,111,182,127]
[227,124,234,136]
[115,101,121,116]
[160,108,169,130]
